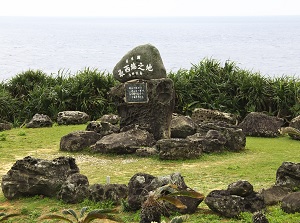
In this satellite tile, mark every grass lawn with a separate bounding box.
[0,124,300,222]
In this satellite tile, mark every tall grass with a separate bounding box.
[2,68,117,125]
[168,58,300,121]
[1,58,300,125]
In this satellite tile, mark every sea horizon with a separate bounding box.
[1,15,300,81]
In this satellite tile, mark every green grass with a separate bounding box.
[0,125,300,222]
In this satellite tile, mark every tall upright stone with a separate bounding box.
[110,44,174,140]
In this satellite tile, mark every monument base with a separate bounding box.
[110,78,175,140]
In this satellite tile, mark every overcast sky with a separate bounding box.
[1,0,300,17]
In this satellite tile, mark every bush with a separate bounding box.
[2,59,300,125]
[168,58,299,121]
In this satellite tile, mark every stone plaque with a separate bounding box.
[125,82,148,103]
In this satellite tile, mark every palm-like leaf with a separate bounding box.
[40,214,73,223]
[0,213,20,222]
[62,209,78,221]
[158,196,187,209]
[83,210,122,223]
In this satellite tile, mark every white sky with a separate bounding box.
[0,0,300,17]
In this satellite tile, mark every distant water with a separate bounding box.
[1,16,300,81]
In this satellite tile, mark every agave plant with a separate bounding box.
[140,184,204,223]
[0,212,20,222]
[40,206,121,223]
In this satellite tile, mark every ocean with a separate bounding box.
[0,16,300,81]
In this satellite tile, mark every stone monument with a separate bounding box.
[110,44,175,140]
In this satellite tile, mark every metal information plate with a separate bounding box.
[125,82,148,103]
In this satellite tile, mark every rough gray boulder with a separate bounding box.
[191,108,237,125]
[156,138,202,160]
[91,128,155,154]
[281,192,300,213]
[113,44,167,83]
[86,121,119,136]
[188,121,245,152]
[136,147,158,157]
[110,78,175,140]
[170,113,197,138]
[99,114,120,125]
[260,185,291,205]
[275,161,300,190]
[26,113,53,128]
[127,172,203,214]
[1,156,79,199]
[57,173,90,204]
[0,121,13,131]
[60,131,101,152]
[57,111,89,125]
[227,180,254,197]
[289,115,300,140]
[238,112,284,137]
[89,183,128,205]
[205,180,265,218]
[188,131,227,153]
[127,173,156,211]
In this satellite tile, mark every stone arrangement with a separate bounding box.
[3,44,300,221]
[2,157,300,219]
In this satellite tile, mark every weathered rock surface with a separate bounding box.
[238,112,284,137]
[60,131,101,152]
[127,173,156,211]
[205,180,265,218]
[110,78,175,140]
[99,114,120,125]
[170,113,197,138]
[127,172,203,214]
[89,183,128,205]
[57,111,89,125]
[227,180,254,197]
[252,211,269,223]
[86,121,119,136]
[0,121,13,131]
[26,113,53,128]
[289,115,300,140]
[260,185,291,205]
[91,128,155,154]
[136,147,158,157]
[281,192,300,213]
[191,108,237,125]
[275,161,300,190]
[156,138,202,160]
[188,121,246,152]
[57,173,89,204]
[1,156,79,199]
[113,44,167,83]
[188,131,227,153]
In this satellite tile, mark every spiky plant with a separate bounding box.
[0,212,21,222]
[140,184,204,223]
[40,206,121,223]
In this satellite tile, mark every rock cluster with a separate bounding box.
[1,156,128,204]
[205,180,265,218]
[260,161,300,214]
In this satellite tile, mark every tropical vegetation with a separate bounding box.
[1,58,300,126]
